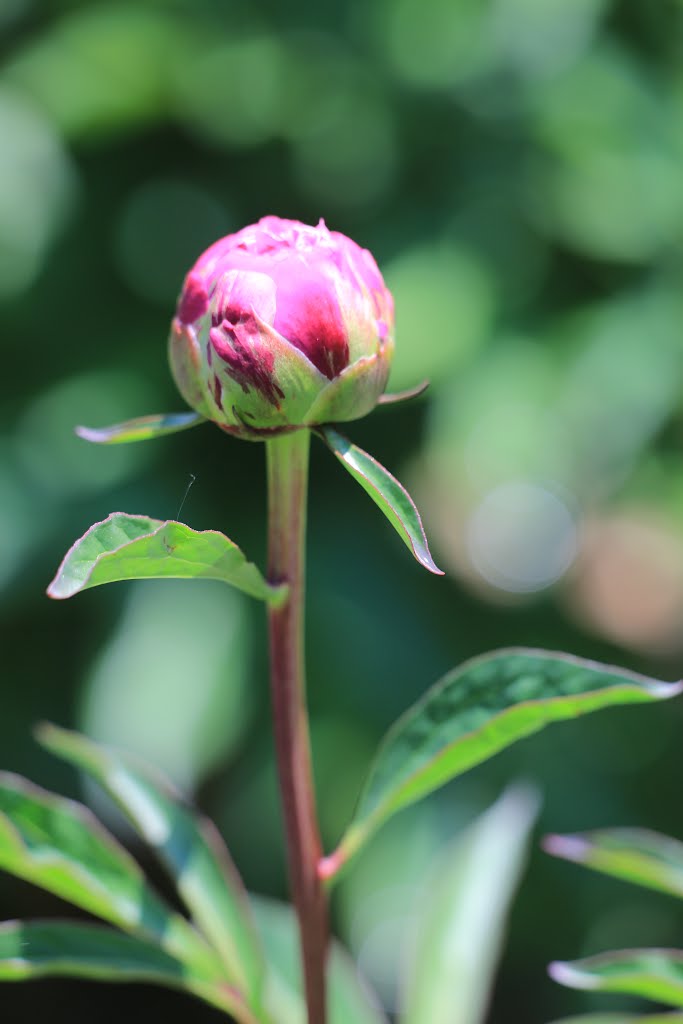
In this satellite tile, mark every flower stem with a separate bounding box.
[266,429,328,1024]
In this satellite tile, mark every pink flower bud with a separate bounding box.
[169,216,394,438]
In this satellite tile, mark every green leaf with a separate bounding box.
[315,426,443,575]
[47,512,284,604]
[251,896,387,1024]
[0,920,252,1019]
[544,829,683,900]
[325,649,683,878]
[401,785,539,1024]
[549,950,683,1008]
[0,773,216,977]
[76,411,205,444]
[377,380,430,405]
[37,723,265,1010]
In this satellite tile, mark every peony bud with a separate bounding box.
[169,216,394,438]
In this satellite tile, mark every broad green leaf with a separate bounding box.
[251,896,387,1024]
[315,426,443,575]
[38,723,265,1010]
[548,1016,683,1023]
[47,512,284,604]
[544,829,683,900]
[0,772,216,977]
[76,411,205,444]
[326,650,683,878]
[0,920,253,1020]
[401,786,539,1024]
[549,950,683,1008]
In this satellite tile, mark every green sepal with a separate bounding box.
[377,380,429,405]
[76,411,205,444]
[304,355,389,425]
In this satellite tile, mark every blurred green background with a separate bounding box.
[1,1,683,1020]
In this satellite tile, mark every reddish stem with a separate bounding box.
[266,430,328,1024]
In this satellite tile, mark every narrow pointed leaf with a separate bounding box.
[76,411,205,444]
[315,426,443,575]
[401,786,539,1024]
[544,829,683,900]
[378,380,430,405]
[0,773,217,976]
[38,723,265,1010]
[47,512,284,604]
[0,920,254,1020]
[549,950,683,1008]
[326,650,682,878]
[251,897,388,1024]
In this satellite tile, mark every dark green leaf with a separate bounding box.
[315,426,443,575]
[47,512,284,603]
[0,772,216,977]
[38,723,265,1010]
[76,411,205,444]
[401,786,538,1024]
[325,650,682,878]
[548,1015,683,1023]
[544,829,683,900]
[0,920,253,1019]
[549,950,683,1008]
[251,896,387,1024]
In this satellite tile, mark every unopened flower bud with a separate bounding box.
[169,216,394,438]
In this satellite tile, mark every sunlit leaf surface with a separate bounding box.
[252,897,387,1024]
[0,920,249,1019]
[76,411,204,444]
[327,650,682,876]
[47,512,282,603]
[401,786,538,1024]
[544,828,683,900]
[316,426,443,575]
[0,772,215,975]
[549,950,683,1008]
[37,724,265,1009]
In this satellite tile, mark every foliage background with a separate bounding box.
[1,0,683,1020]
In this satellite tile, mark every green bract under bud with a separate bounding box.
[169,216,394,438]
